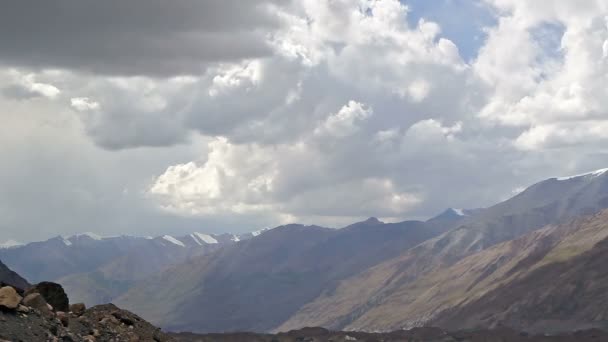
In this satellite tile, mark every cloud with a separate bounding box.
[3,0,608,241]
[515,121,608,150]
[149,133,422,224]
[314,101,372,138]
[405,119,463,143]
[70,97,100,111]
[477,0,608,146]
[2,70,60,99]
[56,0,475,150]
[149,137,279,217]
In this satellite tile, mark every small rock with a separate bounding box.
[112,311,135,326]
[0,286,22,309]
[16,304,30,313]
[62,333,76,342]
[56,311,69,326]
[23,293,53,317]
[70,302,86,316]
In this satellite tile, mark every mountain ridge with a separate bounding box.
[116,219,454,333]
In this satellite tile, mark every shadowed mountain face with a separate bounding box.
[0,259,29,290]
[116,219,454,333]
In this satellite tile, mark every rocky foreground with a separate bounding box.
[1,280,607,342]
[0,282,170,342]
[170,327,608,342]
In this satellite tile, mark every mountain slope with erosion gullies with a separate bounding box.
[277,170,608,332]
[432,209,608,333]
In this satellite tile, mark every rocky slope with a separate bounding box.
[116,217,455,333]
[0,282,171,342]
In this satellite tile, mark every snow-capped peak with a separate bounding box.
[230,234,240,242]
[190,232,218,245]
[450,208,466,216]
[556,168,608,181]
[0,240,23,249]
[251,228,271,237]
[162,235,185,247]
[69,232,103,240]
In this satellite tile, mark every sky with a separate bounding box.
[2,0,608,242]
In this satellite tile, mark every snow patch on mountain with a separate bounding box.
[162,235,185,247]
[556,168,608,181]
[69,232,103,240]
[191,232,218,245]
[230,234,240,242]
[252,229,266,237]
[0,240,23,249]
[451,208,466,216]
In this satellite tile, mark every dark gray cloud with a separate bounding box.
[0,0,285,76]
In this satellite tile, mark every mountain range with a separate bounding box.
[3,168,608,334]
[0,232,246,305]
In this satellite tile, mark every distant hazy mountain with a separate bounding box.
[0,232,243,306]
[116,218,453,333]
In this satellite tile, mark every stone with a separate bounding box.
[0,286,22,309]
[112,311,136,326]
[24,282,69,312]
[22,293,53,317]
[70,302,86,316]
[56,311,69,326]
[16,304,30,313]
